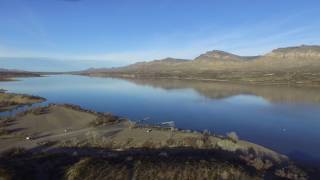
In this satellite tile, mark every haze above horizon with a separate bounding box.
[1,0,320,71]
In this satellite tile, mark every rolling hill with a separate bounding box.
[79,45,320,85]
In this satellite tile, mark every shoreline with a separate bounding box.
[0,98,318,179]
[80,72,320,87]
[0,71,42,82]
[0,91,46,112]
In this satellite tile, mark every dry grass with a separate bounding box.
[227,132,239,143]
[66,158,129,180]
[0,147,311,180]
[89,114,119,127]
[65,157,261,180]
[0,92,45,111]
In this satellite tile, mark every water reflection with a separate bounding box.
[125,78,320,105]
[0,75,320,163]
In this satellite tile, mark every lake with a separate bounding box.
[1,75,320,163]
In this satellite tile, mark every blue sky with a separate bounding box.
[0,0,320,71]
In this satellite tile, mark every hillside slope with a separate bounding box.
[80,45,320,85]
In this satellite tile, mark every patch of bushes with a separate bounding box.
[227,132,239,143]
[0,147,312,180]
[66,157,260,180]
[201,129,212,148]
[89,114,119,127]
[66,158,129,180]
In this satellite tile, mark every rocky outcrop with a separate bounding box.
[194,50,257,62]
[265,45,320,59]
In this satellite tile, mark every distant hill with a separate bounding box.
[194,50,259,62]
[0,68,27,72]
[0,68,41,81]
[79,45,320,85]
[266,45,320,58]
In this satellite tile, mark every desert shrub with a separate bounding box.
[275,164,308,180]
[227,132,239,143]
[124,138,134,148]
[89,115,118,127]
[216,140,239,152]
[132,159,259,180]
[166,138,176,146]
[142,140,157,149]
[182,137,200,148]
[66,158,129,180]
[128,121,136,129]
[201,130,212,148]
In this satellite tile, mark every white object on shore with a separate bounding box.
[161,121,175,127]
[146,129,152,133]
[25,136,31,140]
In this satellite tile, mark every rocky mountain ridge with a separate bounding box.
[79,45,320,85]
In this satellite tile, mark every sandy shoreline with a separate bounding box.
[0,98,316,179]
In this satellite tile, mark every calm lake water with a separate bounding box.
[1,75,320,163]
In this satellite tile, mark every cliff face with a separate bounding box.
[193,45,320,62]
[265,45,320,59]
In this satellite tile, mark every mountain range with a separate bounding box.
[80,45,320,85]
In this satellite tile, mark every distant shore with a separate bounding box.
[77,45,320,87]
[0,71,42,82]
[79,71,320,87]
